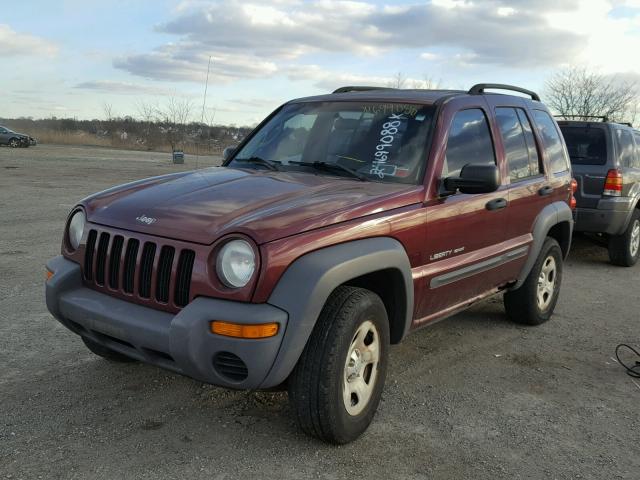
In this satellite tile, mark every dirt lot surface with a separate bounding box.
[1,144,639,479]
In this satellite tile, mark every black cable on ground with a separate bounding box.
[615,344,640,379]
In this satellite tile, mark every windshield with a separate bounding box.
[229,101,436,184]
[559,126,608,165]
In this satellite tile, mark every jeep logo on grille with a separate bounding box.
[136,214,157,225]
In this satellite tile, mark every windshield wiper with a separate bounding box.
[290,161,367,181]
[234,156,280,171]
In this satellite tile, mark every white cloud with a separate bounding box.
[114,46,278,82]
[74,81,176,96]
[420,52,441,61]
[115,0,585,83]
[545,0,640,74]
[0,24,57,57]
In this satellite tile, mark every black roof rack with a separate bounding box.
[468,83,540,102]
[554,115,609,122]
[332,86,393,94]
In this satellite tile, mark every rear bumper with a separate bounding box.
[46,256,288,389]
[574,197,636,235]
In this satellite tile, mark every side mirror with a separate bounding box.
[443,163,500,194]
[222,146,237,162]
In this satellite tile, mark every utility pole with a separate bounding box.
[197,55,212,170]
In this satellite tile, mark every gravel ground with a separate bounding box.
[1,144,639,479]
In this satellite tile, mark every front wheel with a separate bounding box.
[608,210,640,267]
[504,237,563,325]
[288,286,389,444]
[8,138,20,148]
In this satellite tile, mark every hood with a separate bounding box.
[82,167,424,245]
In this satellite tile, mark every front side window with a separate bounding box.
[532,110,570,174]
[443,109,496,178]
[559,126,608,166]
[496,107,541,181]
[230,102,436,184]
[616,129,636,168]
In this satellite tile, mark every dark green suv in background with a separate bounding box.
[558,118,640,266]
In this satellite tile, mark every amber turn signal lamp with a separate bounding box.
[46,269,54,280]
[604,169,623,196]
[210,321,279,339]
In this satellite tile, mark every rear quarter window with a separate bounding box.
[559,126,608,166]
[532,110,570,174]
[616,129,636,168]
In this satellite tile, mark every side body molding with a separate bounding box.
[261,237,413,388]
[514,201,574,288]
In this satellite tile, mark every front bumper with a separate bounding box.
[574,196,636,235]
[46,256,288,389]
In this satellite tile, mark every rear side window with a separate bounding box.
[496,107,541,181]
[616,129,636,168]
[443,109,496,177]
[559,127,608,166]
[532,110,570,174]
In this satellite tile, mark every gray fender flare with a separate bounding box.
[514,201,574,288]
[260,237,413,388]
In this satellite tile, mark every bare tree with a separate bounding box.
[409,76,442,90]
[387,72,407,89]
[545,66,639,123]
[102,102,115,121]
[387,72,442,90]
[156,97,193,151]
[135,100,160,150]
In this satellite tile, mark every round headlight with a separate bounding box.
[68,210,86,251]
[216,239,256,288]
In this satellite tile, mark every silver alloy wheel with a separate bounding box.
[9,139,19,148]
[537,255,557,311]
[343,320,380,416]
[630,220,640,258]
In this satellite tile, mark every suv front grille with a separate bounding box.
[83,229,195,309]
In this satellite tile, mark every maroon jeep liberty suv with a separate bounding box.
[46,84,575,443]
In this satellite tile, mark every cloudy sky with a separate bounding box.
[2,0,640,126]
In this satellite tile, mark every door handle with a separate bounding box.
[485,198,508,211]
[538,185,553,196]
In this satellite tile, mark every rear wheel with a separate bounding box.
[82,336,137,362]
[288,286,389,444]
[504,237,563,325]
[608,210,640,267]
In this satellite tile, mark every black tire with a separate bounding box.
[504,237,563,325]
[608,210,640,267]
[288,286,390,444]
[8,138,20,148]
[82,336,137,363]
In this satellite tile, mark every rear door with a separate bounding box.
[558,123,611,208]
[491,105,550,254]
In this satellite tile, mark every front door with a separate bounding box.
[417,104,510,322]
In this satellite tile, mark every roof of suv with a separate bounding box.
[289,83,543,106]
[556,118,638,133]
